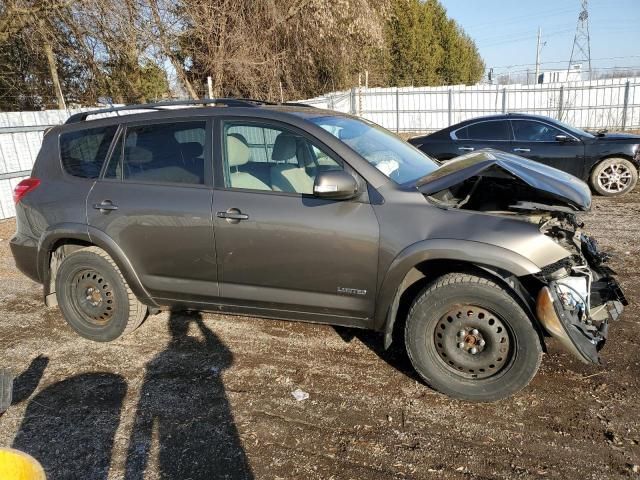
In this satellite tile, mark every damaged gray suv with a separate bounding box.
[10,99,627,401]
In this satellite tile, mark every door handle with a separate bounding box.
[93,200,118,213]
[513,148,531,153]
[216,208,249,223]
[458,147,474,152]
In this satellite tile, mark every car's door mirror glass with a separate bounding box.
[313,171,358,200]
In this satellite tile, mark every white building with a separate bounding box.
[538,64,582,84]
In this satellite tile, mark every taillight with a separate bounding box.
[13,178,40,204]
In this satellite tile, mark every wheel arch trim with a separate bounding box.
[37,223,155,306]
[374,239,541,333]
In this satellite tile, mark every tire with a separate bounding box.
[55,246,147,342]
[404,273,542,402]
[590,157,638,196]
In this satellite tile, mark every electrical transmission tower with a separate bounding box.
[568,0,592,80]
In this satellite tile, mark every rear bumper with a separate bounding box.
[9,234,40,283]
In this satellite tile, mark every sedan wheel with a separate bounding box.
[591,158,638,196]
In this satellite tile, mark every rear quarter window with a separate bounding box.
[59,126,117,178]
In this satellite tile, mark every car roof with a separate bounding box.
[448,113,556,130]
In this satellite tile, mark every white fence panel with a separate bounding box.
[303,76,640,133]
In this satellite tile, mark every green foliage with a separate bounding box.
[0,0,484,111]
[384,0,485,87]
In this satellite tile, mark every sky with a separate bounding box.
[440,0,640,77]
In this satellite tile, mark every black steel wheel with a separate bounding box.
[69,268,116,326]
[56,247,147,341]
[433,305,512,379]
[405,272,542,402]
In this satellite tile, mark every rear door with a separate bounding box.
[510,119,585,177]
[451,120,512,155]
[211,118,380,323]
[87,118,218,304]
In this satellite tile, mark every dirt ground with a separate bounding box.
[0,191,639,480]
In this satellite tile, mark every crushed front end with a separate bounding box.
[534,213,627,364]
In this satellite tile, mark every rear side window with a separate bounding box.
[105,121,206,185]
[60,126,117,178]
[456,121,511,141]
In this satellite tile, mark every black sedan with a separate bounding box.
[408,113,640,196]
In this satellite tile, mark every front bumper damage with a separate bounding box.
[535,234,627,364]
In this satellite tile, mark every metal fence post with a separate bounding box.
[558,85,564,121]
[350,87,357,115]
[448,88,453,126]
[502,88,507,114]
[621,80,630,131]
[396,87,400,133]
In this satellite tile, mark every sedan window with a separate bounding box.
[512,120,565,142]
[457,121,511,141]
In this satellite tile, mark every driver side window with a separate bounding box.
[512,120,564,142]
[222,123,342,195]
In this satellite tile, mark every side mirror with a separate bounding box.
[555,134,570,143]
[313,170,358,200]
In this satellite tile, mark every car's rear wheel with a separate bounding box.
[55,246,147,342]
[590,157,638,196]
[405,273,542,402]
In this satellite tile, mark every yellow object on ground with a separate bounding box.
[0,448,45,480]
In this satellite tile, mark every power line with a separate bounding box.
[489,55,640,71]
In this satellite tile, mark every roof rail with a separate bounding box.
[65,98,269,124]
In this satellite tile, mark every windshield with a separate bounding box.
[307,115,439,184]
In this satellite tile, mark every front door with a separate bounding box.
[211,119,380,323]
[510,119,585,177]
[87,119,217,304]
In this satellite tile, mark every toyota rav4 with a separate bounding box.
[10,99,627,401]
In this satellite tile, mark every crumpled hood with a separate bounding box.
[415,149,592,211]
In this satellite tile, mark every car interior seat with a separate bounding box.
[226,135,271,190]
[270,133,314,194]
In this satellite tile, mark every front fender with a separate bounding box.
[373,238,543,330]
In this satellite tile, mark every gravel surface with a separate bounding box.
[0,191,639,480]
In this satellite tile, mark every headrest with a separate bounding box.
[229,132,248,145]
[272,133,297,161]
[180,142,203,158]
[226,136,250,167]
[125,146,153,165]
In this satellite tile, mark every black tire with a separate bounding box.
[590,157,638,196]
[55,246,147,342]
[405,273,542,402]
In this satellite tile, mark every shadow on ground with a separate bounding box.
[11,311,253,480]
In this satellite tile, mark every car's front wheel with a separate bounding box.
[590,157,638,196]
[55,246,147,342]
[405,273,542,402]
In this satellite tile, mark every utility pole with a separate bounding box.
[568,0,592,80]
[535,27,542,84]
